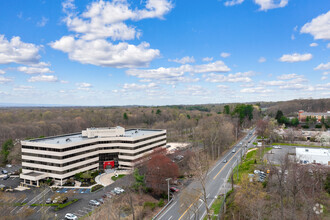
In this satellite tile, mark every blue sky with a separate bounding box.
[0,0,329,105]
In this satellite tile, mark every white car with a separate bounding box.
[65,213,78,220]
[89,200,101,206]
[273,145,282,149]
[6,164,12,168]
[114,187,124,193]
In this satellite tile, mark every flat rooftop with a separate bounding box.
[28,129,164,145]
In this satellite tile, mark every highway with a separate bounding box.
[157,129,256,220]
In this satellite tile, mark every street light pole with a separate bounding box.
[166,178,172,203]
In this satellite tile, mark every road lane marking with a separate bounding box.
[207,193,210,198]
[178,194,201,220]
[168,216,173,220]
[158,201,177,220]
[213,149,241,180]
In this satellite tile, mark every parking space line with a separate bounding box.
[10,206,19,213]
[21,198,28,203]
[74,213,83,217]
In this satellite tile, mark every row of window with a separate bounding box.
[22,155,98,167]
[119,144,164,157]
[22,161,98,175]
[23,133,166,152]
[22,138,166,160]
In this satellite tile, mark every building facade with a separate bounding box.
[298,110,330,122]
[20,127,166,186]
[296,147,330,165]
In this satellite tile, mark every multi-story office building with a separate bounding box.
[20,126,166,186]
[298,110,330,122]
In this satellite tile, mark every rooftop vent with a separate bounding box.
[66,138,71,142]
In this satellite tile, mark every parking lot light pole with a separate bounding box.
[166,178,172,203]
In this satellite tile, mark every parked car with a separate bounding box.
[232,149,236,153]
[97,198,104,204]
[223,159,227,163]
[3,175,9,180]
[273,145,282,149]
[65,213,78,220]
[170,187,179,192]
[1,170,8,174]
[89,200,101,206]
[46,198,52,204]
[52,196,61,204]
[114,187,124,194]
[6,164,12,168]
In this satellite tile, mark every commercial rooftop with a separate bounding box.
[28,127,164,145]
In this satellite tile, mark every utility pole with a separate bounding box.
[166,178,172,203]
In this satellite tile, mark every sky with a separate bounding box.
[0,0,329,106]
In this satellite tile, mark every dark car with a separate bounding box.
[2,170,8,174]
[170,187,179,192]
[223,159,227,163]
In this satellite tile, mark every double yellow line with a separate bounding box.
[178,148,242,219]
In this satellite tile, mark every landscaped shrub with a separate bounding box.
[143,201,156,210]
[158,199,164,207]
[91,184,103,192]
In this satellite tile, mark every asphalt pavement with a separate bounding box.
[156,129,256,220]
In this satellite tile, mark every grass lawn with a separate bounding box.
[272,142,329,149]
[203,196,225,220]
[232,147,272,183]
[111,174,126,181]
[31,199,79,210]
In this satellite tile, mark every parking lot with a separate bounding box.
[264,145,296,165]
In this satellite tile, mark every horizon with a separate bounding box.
[0,0,329,105]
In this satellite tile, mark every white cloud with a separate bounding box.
[50,36,160,68]
[321,76,328,80]
[301,11,330,40]
[168,56,195,64]
[52,0,172,68]
[37,16,48,27]
[0,35,40,65]
[327,43,330,48]
[123,82,157,91]
[277,73,301,80]
[309,42,318,47]
[314,62,330,70]
[220,52,231,58]
[205,71,254,83]
[126,60,230,79]
[217,85,229,89]
[13,85,34,91]
[240,87,272,93]
[258,57,266,63]
[224,0,244,6]
[177,85,210,96]
[0,76,13,84]
[254,0,288,11]
[17,65,53,74]
[76,82,92,91]
[291,34,295,40]
[202,57,213,62]
[28,75,58,82]
[323,71,330,75]
[279,53,312,62]
[0,69,5,74]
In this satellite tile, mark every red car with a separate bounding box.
[170,187,179,192]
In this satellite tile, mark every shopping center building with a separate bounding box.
[20,126,166,186]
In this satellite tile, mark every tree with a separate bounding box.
[1,139,13,165]
[145,148,179,195]
[224,105,230,114]
[156,109,161,115]
[123,112,128,120]
[275,110,284,123]
[290,117,299,126]
[187,150,212,219]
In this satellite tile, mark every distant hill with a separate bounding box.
[261,98,330,116]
